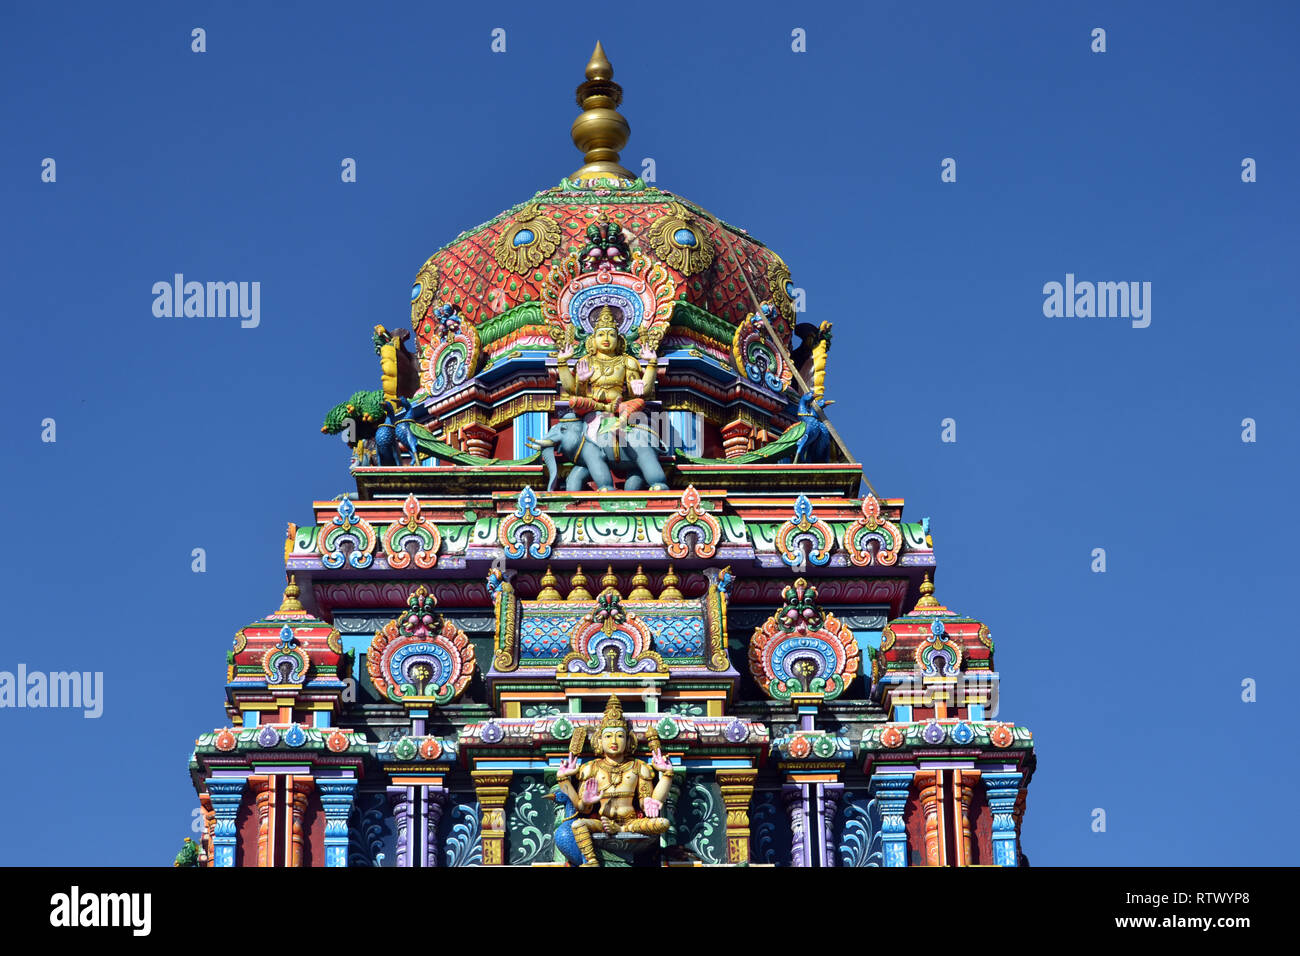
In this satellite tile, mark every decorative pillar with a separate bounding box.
[317,778,358,868]
[425,790,449,868]
[716,769,758,865]
[915,771,941,866]
[816,783,843,867]
[984,772,1023,867]
[721,419,756,460]
[252,776,274,867]
[868,774,911,867]
[386,783,445,866]
[198,791,216,867]
[1013,786,1028,857]
[781,782,811,867]
[954,769,978,867]
[388,786,411,867]
[206,778,246,869]
[288,777,313,867]
[472,770,513,866]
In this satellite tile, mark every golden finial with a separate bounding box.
[568,565,594,602]
[914,573,941,610]
[659,565,683,600]
[570,41,633,182]
[277,575,304,613]
[587,41,612,80]
[628,565,653,600]
[601,564,620,594]
[538,565,562,601]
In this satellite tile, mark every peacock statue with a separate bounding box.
[792,390,835,463]
[548,786,589,867]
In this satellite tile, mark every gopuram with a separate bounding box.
[182,43,1035,868]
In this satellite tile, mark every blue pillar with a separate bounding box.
[207,778,247,868]
[513,412,549,459]
[984,772,1023,867]
[868,774,911,867]
[317,778,358,868]
[667,411,701,456]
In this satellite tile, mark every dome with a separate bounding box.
[405,42,800,382]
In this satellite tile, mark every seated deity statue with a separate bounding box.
[554,695,674,866]
[555,306,658,422]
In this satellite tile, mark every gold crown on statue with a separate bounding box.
[597,694,630,736]
[593,306,620,332]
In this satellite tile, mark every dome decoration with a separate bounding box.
[421,303,481,397]
[493,206,564,275]
[410,254,439,326]
[404,42,799,373]
[541,249,675,354]
[647,201,715,275]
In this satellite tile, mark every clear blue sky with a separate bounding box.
[1,1,1295,865]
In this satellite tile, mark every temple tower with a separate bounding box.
[184,44,1034,868]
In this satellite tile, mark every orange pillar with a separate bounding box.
[916,771,942,866]
[288,776,314,868]
[251,776,273,867]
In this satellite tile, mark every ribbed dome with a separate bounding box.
[408,183,797,358]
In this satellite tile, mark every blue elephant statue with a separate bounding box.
[529,414,668,492]
[375,397,423,466]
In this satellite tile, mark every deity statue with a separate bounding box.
[556,306,658,421]
[553,695,674,866]
[545,306,669,492]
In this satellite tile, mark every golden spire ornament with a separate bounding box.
[600,564,620,593]
[277,575,304,613]
[658,565,683,601]
[538,565,562,601]
[628,565,653,600]
[568,565,594,602]
[570,41,633,182]
[914,573,943,611]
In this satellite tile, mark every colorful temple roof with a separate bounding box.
[186,42,1034,870]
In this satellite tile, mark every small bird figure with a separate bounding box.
[793,391,835,463]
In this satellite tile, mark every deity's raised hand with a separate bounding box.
[555,342,575,363]
[638,343,658,363]
[574,358,592,382]
[581,777,601,805]
[557,754,580,780]
[650,748,672,774]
